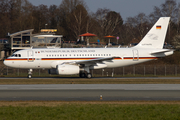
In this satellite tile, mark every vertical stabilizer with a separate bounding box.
[135,17,170,49]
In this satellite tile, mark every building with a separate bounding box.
[0,29,63,60]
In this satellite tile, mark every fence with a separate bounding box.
[0,64,180,77]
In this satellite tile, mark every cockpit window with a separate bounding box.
[11,54,21,57]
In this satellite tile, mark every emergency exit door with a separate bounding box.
[27,51,34,62]
[133,49,139,61]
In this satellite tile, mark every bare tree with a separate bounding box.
[58,0,88,40]
[94,8,123,39]
[49,5,59,29]
[104,11,123,36]
[68,4,89,39]
[126,13,150,42]
[149,0,177,23]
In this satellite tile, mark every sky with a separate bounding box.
[28,0,180,20]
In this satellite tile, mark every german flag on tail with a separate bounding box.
[156,25,161,29]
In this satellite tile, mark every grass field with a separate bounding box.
[0,78,180,84]
[0,101,180,120]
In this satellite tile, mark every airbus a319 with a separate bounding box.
[4,17,173,78]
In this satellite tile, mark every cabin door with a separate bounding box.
[27,50,34,62]
[133,49,139,61]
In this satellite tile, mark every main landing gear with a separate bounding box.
[28,69,33,78]
[79,66,92,78]
[79,72,92,78]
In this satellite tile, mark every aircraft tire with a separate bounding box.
[79,73,85,78]
[28,74,32,79]
[87,73,92,79]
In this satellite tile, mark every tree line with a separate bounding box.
[1,0,180,46]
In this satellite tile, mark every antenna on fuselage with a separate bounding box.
[31,46,33,49]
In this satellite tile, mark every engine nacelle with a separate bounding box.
[56,64,80,75]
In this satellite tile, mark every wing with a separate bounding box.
[75,57,116,64]
[50,56,120,68]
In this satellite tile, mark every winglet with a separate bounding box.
[135,17,170,49]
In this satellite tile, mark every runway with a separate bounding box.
[0,84,180,101]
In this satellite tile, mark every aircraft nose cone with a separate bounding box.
[3,59,10,67]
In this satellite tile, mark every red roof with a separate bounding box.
[79,32,97,37]
[104,35,115,38]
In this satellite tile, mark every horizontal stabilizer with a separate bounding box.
[150,49,174,55]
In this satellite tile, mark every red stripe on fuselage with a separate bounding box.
[4,57,159,61]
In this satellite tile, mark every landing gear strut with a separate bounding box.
[28,69,33,78]
[79,66,92,79]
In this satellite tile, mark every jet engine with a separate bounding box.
[48,64,80,75]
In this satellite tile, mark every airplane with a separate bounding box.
[3,17,174,78]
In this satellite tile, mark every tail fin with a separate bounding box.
[135,17,170,49]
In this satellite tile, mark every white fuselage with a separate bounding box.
[3,47,173,69]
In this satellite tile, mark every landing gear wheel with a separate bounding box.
[79,73,86,78]
[28,69,33,79]
[87,73,92,79]
[28,74,32,79]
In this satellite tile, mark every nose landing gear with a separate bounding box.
[28,69,33,78]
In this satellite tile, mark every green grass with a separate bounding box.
[0,104,180,120]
